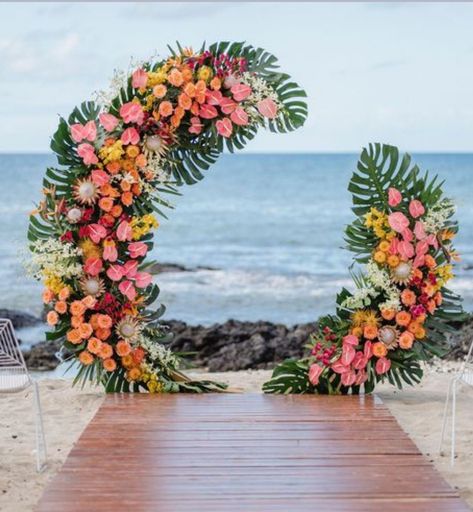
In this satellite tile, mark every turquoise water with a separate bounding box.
[1,152,472,333]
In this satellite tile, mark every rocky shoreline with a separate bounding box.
[2,309,472,372]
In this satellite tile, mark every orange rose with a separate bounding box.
[116,340,132,357]
[178,93,192,110]
[71,316,83,328]
[79,323,93,340]
[427,300,436,314]
[99,343,113,359]
[363,325,378,340]
[100,183,120,198]
[121,191,133,206]
[89,314,100,330]
[70,300,86,317]
[415,327,426,339]
[106,161,121,175]
[82,295,96,309]
[167,68,184,87]
[407,322,420,334]
[395,311,411,327]
[135,154,147,169]
[190,101,200,115]
[95,327,111,341]
[434,291,443,306]
[97,314,112,329]
[42,288,55,304]
[58,287,70,301]
[79,351,94,366]
[120,179,131,192]
[183,82,195,97]
[153,84,167,98]
[351,326,363,338]
[111,204,123,218]
[401,289,416,307]
[181,66,193,82]
[387,255,400,268]
[381,309,396,321]
[121,354,134,369]
[127,367,142,381]
[126,145,140,158]
[170,115,181,129]
[158,101,173,117]
[423,283,435,297]
[372,342,388,357]
[46,310,59,326]
[103,358,117,372]
[424,254,436,269]
[99,197,114,212]
[87,337,102,355]
[54,301,68,314]
[66,329,82,344]
[210,77,221,91]
[131,184,141,196]
[399,331,414,349]
[132,347,146,365]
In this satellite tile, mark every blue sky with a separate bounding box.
[0,2,472,153]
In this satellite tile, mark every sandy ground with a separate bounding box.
[0,363,472,511]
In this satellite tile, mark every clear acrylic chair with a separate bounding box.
[439,338,473,466]
[0,318,47,472]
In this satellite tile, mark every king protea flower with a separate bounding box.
[73,178,99,205]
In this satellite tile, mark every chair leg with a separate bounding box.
[32,381,47,472]
[439,378,453,454]
[450,379,457,467]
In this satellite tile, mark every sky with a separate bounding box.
[0,2,472,153]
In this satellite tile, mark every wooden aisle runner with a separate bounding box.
[36,394,469,512]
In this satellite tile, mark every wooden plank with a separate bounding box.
[35,394,470,512]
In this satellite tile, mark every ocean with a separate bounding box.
[1,152,472,346]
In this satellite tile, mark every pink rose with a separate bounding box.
[77,143,98,165]
[388,187,402,207]
[117,221,132,241]
[308,364,324,385]
[134,272,152,289]
[231,83,252,102]
[128,242,148,259]
[132,68,148,89]
[388,212,410,233]
[91,169,110,187]
[257,98,278,119]
[409,199,425,218]
[120,102,145,125]
[199,104,218,119]
[70,120,96,143]
[106,264,124,282]
[118,280,136,301]
[216,118,233,138]
[121,127,140,145]
[88,223,107,244]
[341,371,356,387]
[414,221,427,240]
[188,116,203,135]
[220,97,237,115]
[84,258,103,276]
[398,240,415,260]
[230,107,249,126]
[375,357,391,375]
[99,113,119,132]
[341,344,356,366]
[206,90,223,106]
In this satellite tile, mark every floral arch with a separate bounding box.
[28,42,308,393]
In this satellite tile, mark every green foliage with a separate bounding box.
[262,360,312,394]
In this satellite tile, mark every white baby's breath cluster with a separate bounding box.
[138,334,179,368]
[26,239,82,281]
[423,199,455,234]
[240,72,281,121]
[342,286,379,309]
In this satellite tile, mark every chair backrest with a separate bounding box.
[0,318,31,392]
[459,337,473,386]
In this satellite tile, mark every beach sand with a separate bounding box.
[1,363,472,511]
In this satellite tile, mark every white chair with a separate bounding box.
[0,318,47,472]
[439,338,473,466]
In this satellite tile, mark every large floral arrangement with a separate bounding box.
[27,42,307,392]
[263,144,465,394]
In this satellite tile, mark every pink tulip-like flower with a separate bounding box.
[331,358,349,375]
[402,228,413,242]
[117,221,132,241]
[308,364,324,385]
[414,221,427,240]
[71,121,97,143]
[355,370,368,386]
[409,199,425,218]
[389,237,400,255]
[121,127,140,145]
[220,97,237,115]
[120,101,145,125]
[84,258,103,276]
[343,334,359,346]
[106,264,124,282]
[426,234,439,249]
[88,223,107,244]
[364,341,373,359]
[188,116,203,135]
[230,107,249,126]
[91,169,110,187]
[388,212,410,233]
[341,344,356,366]
[206,90,223,106]
[398,240,415,260]
[99,113,119,132]
[341,371,356,387]
[128,242,148,259]
[375,357,391,375]
[257,98,278,119]
[134,272,152,289]
[132,68,148,89]
[103,242,118,262]
[199,104,218,119]
[77,143,98,165]
[122,260,138,278]
[231,83,252,102]
[388,187,402,207]
[119,280,136,301]
[216,118,233,138]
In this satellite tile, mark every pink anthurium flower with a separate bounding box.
[119,280,136,301]
[388,187,402,207]
[426,234,439,249]
[231,83,252,102]
[413,254,425,268]
[91,169,110,187]
[331,359,349,375]
[343,334,359,346]
[220,97,237,115]
[102,241,118,262]
[188,116,203,135]
[70,121,97,143]
[117,221,132,242]
[106,264,124,282]
[353,353,368,371]
[375,357,391,375]
[355,370,368,386]
[84,258,103,276]
[341,371,356,387]
[88,223,107,244]
[308,364,324,385]
[388,212,410,233]
[364,341,373,359]
[257,98,278,119]
[409,199,425,218]
[128,241,148,259]
[398,240,415,260]
[99,113,119,132]
[120,102,144,125]
[414,221,427,240]
[389,238,400,255]
[122,260,138,278]
[134,272,152,289]
[121,127,140,145]
[206,90,223,106]
[402,228,413,242]
[216,118,233,138]
[230,107,249,126]
[199,104,218,119]
[77,143,98,165]
[132,68,148,89]
[341,344,356,366]
[416,239,429,256]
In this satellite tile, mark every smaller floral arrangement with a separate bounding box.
[263,144,465,395]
